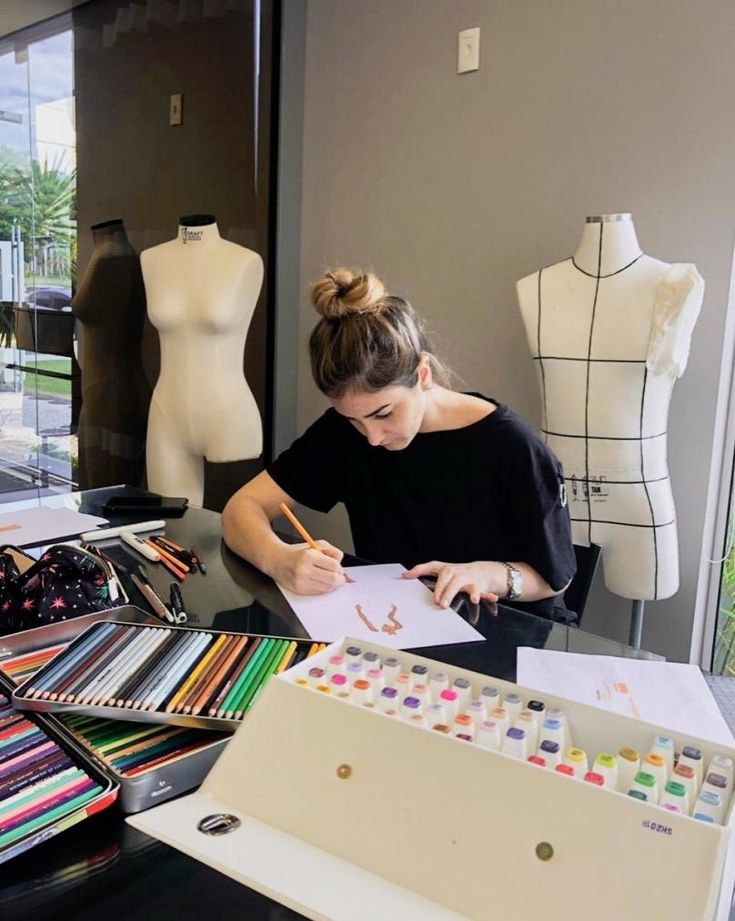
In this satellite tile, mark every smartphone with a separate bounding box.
[101,495,189,517]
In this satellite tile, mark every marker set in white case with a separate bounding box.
[301,645,733,825]
[128,637,735,921]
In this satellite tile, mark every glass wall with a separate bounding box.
[0,0,276,510]
[0,21,76,500]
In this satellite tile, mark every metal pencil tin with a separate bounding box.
[0,674,119,865]
[0,607,232,814]
[11,618,316,733]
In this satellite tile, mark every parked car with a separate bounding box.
[23,286,72,311]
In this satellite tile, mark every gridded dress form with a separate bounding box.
[72,245,151,489]
[519,257,703,600]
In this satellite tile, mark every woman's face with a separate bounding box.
[331,364,431,451]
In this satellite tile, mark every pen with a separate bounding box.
[80,519,166,542]
[169,583,188,625]
[277,502,353,583]
[150,536,196,571]
[133,566,175,624]
[145,539,189,580]
[190,545,207,575]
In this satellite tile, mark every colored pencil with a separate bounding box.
[191,635,248,716]
[83,628,158,705]
[165,634,228,713]
[127,632,194,710]
[215,638,270,718]
[60,627,135,703]
[275,640,298,675]
[221,638,277,718]
[27,623,117,697]
[117,630,178,706]
[142,632,212,712]
[208,637,263,716]
[144,540,189,580]
[277,502,353,582]
[232,639,289,719]
[176,634,235,715]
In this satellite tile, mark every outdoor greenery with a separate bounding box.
[714,543,735,675]
[0,148,76,282]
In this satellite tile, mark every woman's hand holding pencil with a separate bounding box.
[275,502,351,595]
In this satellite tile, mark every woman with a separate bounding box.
[223,268,575,616]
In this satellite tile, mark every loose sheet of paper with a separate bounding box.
[517,647,734,746]
[0,506,109,547]
[279,563,483,649]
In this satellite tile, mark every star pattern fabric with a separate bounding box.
[0,544,124,635]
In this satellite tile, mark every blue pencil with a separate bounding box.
[28,623,118,698]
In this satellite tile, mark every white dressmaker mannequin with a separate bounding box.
[516,214,704,647]
[141,214,263,507]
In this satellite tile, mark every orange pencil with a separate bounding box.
[277,502,353,582]
[144,540,188,580]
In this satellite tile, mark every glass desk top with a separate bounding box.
[0,486,661,920]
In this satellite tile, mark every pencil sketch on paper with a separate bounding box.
[355,603,403,636]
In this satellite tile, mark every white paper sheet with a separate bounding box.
[517,647,735,746]
[279,563,483,649]
[0,506,109,547]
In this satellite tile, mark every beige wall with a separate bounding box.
[294,0,735,661]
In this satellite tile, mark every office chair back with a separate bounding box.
[563,542,602,626]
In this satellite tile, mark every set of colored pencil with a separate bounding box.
[61,715,228,778]
[0,646,67,684]
[0,692,103,850]
[23,624,325,721]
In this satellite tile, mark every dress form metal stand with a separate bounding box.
[629,599,645,650]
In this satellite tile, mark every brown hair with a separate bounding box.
[309,267,450,398]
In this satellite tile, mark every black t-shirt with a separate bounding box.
[268,396,576,617]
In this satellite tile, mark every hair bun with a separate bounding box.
[311,267,386,319]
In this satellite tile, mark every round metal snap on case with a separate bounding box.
[197,813,242,836]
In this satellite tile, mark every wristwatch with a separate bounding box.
[499,562,523,601]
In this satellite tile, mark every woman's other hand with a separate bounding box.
[402,560,504,608]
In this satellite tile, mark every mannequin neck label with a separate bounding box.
[181,228,204,244]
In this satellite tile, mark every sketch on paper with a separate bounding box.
[278,563,484,649]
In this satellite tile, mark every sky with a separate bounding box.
[0,30,74,164]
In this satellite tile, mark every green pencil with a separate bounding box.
[234,639,290,718]
[218,638,275,717]
[226,639,287,719]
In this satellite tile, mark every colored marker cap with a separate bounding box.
[694,812,715,823]
[628,790,648,801]
[619,746,639,762]
[380,687,398,700]
[662,804,681,813]
[584,772,605,786]
[567,748,587,763]
[528,755,546,767]
[363,652,380,664]
[555,764,574,777]
[329,655,345,666]
[353,679,370,691]
[542,718,561,731]
[411,665,428,677]
[330,674,347,687]
[384,657,401,668]
[654,735,674,749]
[540,740,560,755]
[674,764,695,779]
[634,772,656,788]
[700,791,722,806]
[528,700,546,712]
[644,754,665,768]
[308,667,325,678]
[505,692,522,705]
[507,727,525,741]
[454,714,473,727]
[682,746,702,760]
[480,686,499,700]
[433,723,451,734]
[595,754,617,768]
[705,773,727,789]
[345,646,362,658]
[664,781,686,798]
[440,689,458,702]
[402,696,421,710]
[456,733,473,742]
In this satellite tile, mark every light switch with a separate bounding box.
[169,93,183,126]
[457,27,480,74]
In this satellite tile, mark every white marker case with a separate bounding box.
[128,637,735,921]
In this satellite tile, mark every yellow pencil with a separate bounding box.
[277,502,354,582]
[165,634,228,713]
[276,640,298,674]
